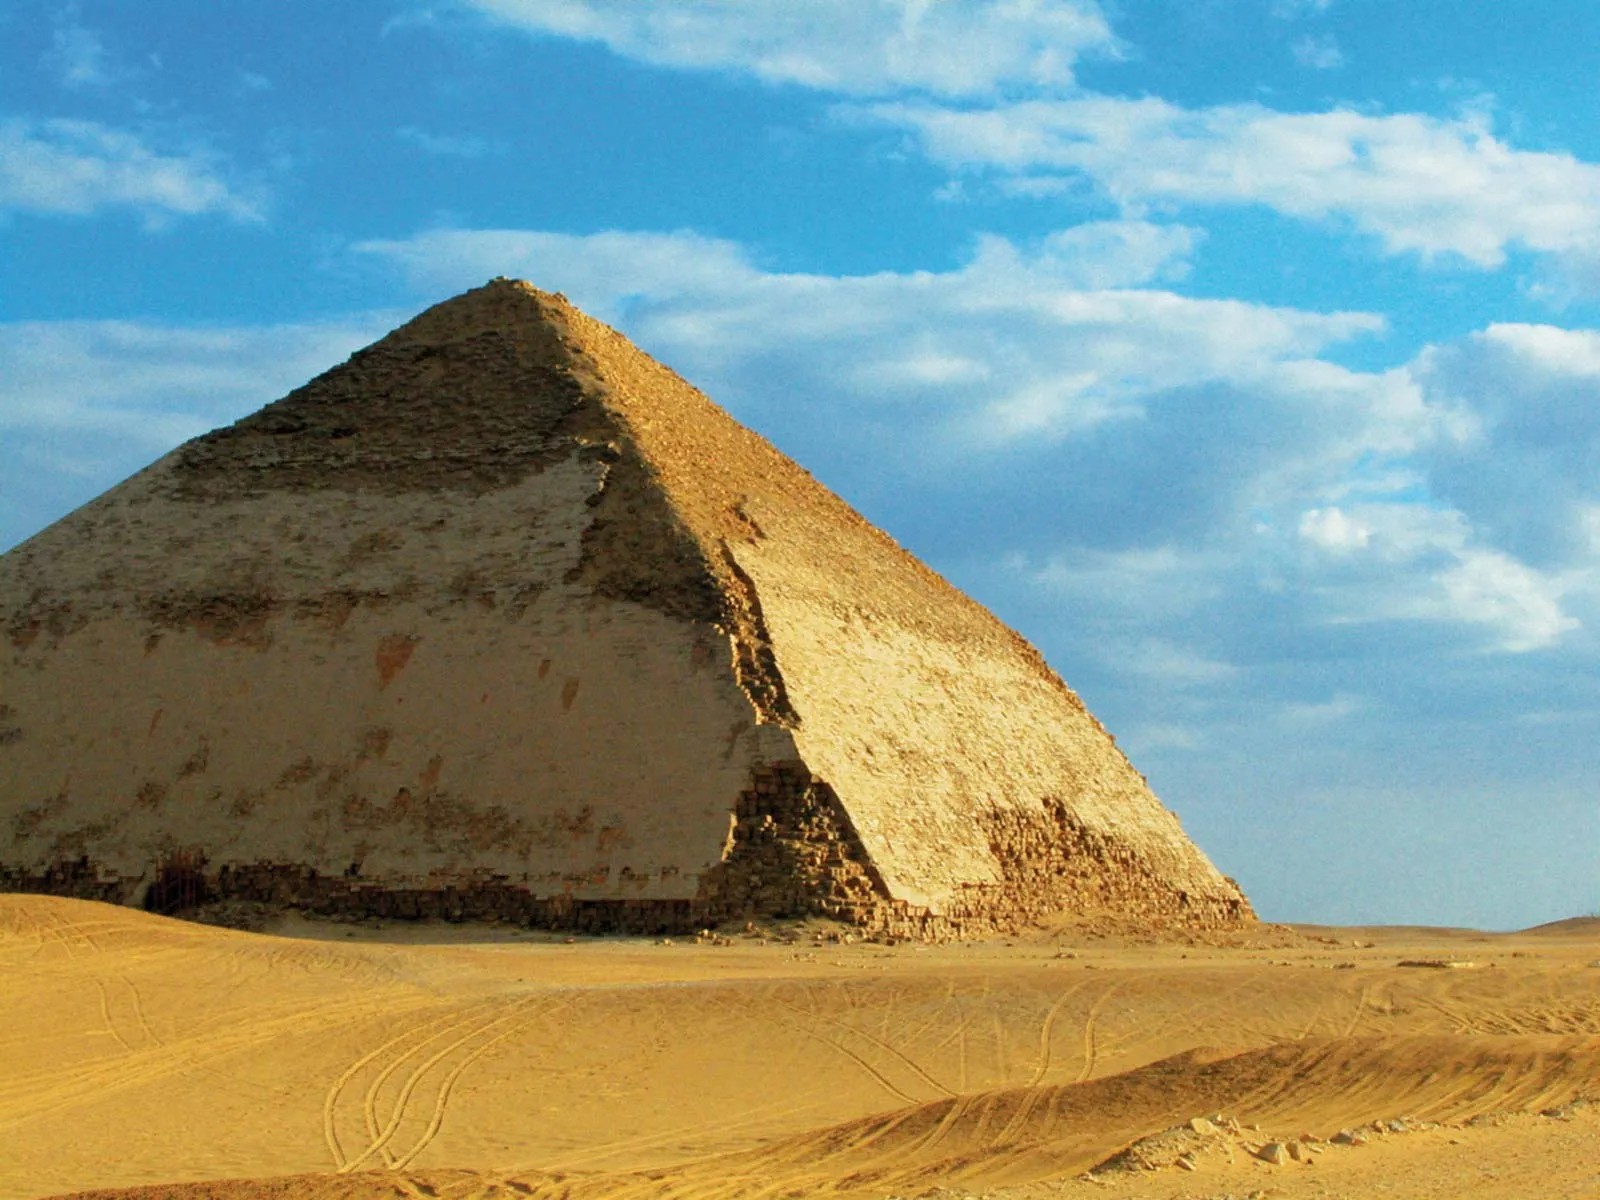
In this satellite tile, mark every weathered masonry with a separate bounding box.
[0,279,1253,936]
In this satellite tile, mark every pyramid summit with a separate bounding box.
[0,279,1251,936]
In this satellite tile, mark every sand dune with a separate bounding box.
[5,896,1597,1200]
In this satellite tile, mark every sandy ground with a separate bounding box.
[3,897,1597,1200]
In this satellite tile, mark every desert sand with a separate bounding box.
[4,895,1596,1200]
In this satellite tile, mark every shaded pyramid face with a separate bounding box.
[0,279,1251,935]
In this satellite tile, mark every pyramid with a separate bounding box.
[0,279,1251,936]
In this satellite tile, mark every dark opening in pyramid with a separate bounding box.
[0,279,1252,936]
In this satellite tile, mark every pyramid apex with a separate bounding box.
[481,274,560,299]
[379,275,573,343]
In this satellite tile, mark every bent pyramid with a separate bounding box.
[0,279,1251,936]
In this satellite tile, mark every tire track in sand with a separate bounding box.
[337,996,546,1175]
[321,1003,473,1170]
[760,990,932,1107]
[786,987,956,1101]
[0,990,400,1133]
[390,999,568,1172]
[989,979,1095,1148]
[1074,981,1121,1083]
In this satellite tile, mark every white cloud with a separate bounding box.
[1411,323,1600,567]
[1527,251,1600,308]
[1121,638,1240,686]
[867,96,1600,269]
[44,15,112,88]
[374,227,1600,669]
[1291,33,1344,70]
[1304,501,1469,560]
[1282,692,1363,723]
[459,0,1119,95]
[396,126,507,157]
[355,224,1380,451]
[0,314,399,552]
[0,316,396,442]
[1479,322,1600,375]
[1272,0,1334,16]
[355,227,758,324]
[0,117,261,223]
[994,174,1076,199]
[1293,500,1579,652]
[436,0,1598,298]
[1122,723,1205,752]
[1019,544,1227,621]
[1299,506,1371,550]
[978,219,1201,287]
[1428,550,1577,651]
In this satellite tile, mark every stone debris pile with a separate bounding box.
[1083,1098,1599,1185]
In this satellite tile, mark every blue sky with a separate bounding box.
[4,0,1599,929]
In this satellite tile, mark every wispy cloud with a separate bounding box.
[440,0,1599,298]
[0,317,396,440]
[866,97,1600,271]
[1272,0,1335,18]
[0,315,398,552]
[355,223,1380,451]
[1295,502,1578,652]
[43,11,113,89]
[396,126,506,157]
[1292,33,1344,70]
[0,117,262,223]
[1282,692,1363,724]
[458,0,1119,96]
[1412,323,1600,569]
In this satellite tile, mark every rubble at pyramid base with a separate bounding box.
[4,761,1248,940]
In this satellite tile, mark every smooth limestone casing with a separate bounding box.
[2,429,793,907]
[736,533,1220,911]
[1,278,1251,932]
[553,293,1250,927]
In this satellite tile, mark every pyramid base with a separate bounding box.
[0,757,1251,941]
